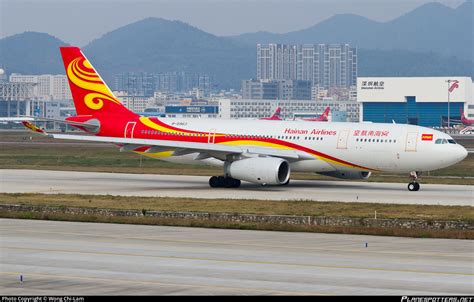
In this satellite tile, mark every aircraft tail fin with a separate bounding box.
[271,107,281,119]
[59,47,136,118]
[321,107,330,120]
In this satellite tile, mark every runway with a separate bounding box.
[1,219,472,295]
[1,169,473,205]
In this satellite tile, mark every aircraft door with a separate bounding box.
[124,121,136,138]
[337,130,350,149]
[405,132,418,152]
[207,129,216,144]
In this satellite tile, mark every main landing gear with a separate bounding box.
[209,176,241,188]
[408,171,421,191]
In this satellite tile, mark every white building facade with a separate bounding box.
[9,74,72,100]
[357,77,473,127]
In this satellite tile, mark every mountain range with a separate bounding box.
[230,1,472,59]
[0,1,472,89]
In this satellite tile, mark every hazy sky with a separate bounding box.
[0,0,465,46]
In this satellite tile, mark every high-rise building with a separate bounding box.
[257,44,297,81]
[257,44,357,89]
[114,72,157,97]
[115,72,212,97]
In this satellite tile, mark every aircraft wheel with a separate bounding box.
[223,177,241,188]
[217,176,226,187]
[232,179,241,188]
[414,182,420,191]
[209,176,219,188]
[408,182,420,191]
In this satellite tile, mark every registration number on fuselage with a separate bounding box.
[171,122,188,126]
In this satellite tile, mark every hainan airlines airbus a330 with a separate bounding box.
[8,47,469,191]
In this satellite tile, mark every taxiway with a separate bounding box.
[1,219,472,295]
[0,169,473,205]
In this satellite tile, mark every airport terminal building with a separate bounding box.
[357,77,473,127]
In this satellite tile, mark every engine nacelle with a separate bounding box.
[317,170,371,180]
[225,157,290,185]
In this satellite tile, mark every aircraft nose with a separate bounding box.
[455,145,468,163]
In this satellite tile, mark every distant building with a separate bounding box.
[241,79,278,100]
[114,91,155,113]
[257,44,357,89]
[278,80,312,100]
[114,72,157,97]
[242,79,311,100]
[114,72,212,97]
[9,74,72,100]
[219,98,359,121]
[357,77,473,127]
[165,105,219,118]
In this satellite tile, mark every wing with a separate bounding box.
[49,133,314,161]
[10,117,314,161]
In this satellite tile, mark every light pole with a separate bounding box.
[446,79,451,128]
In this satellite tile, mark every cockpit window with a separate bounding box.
[435,138,450,144]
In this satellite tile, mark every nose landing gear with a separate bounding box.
[408,171,421,191]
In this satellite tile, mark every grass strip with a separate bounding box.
[1,193,472,222]
[1,210,472,240]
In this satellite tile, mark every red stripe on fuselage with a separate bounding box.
[131,118,374,171]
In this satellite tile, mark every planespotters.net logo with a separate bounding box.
[401,297,473,302]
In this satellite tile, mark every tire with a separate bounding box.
[209,176,219,188]
[223,177,233,188]
[414,182,420,191]
[232,179,241,188]
[217,176,226,187]
[408,182,416,191]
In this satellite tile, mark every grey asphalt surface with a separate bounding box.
[1,219,473,295]
[1,169,473,205]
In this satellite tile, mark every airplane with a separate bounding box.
[461,109,474,126]
[260,107,282,120]
[4,47,468,192]
[300,107,330,122]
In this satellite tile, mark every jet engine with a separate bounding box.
[317,170,371,180]
[225,157,290,185]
